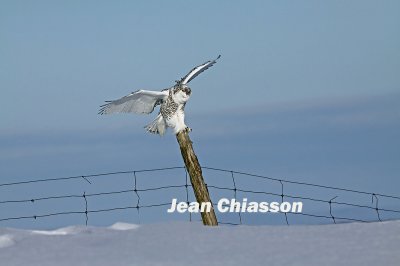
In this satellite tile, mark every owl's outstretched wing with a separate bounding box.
[99,90,169,115]
[179,55,221,85]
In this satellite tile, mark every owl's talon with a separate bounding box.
[185,127,192,133]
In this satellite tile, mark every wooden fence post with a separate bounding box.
[176,131,218,226]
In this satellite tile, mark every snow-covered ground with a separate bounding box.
[0,220,399,266]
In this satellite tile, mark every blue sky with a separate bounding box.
[0,1,399,228]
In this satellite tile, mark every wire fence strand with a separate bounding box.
[0,166,399,226]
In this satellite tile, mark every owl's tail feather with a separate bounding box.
[145,114,166,136]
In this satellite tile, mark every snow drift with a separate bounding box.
[0,220,399,266]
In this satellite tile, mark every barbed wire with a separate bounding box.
[0,166,399,226]
[0,167,185,188]
[202,167,400,200]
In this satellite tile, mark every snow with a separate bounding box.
[0,235,14,249]
[108,222,140,231]
[31,226,93,236]
[0,220,399,266]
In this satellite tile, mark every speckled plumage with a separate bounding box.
[99,56,220,135]
[146,85,191,135]
[160,90,180,120]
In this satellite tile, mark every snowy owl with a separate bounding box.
[99,55,220,135]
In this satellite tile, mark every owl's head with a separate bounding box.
[172,85,191,104]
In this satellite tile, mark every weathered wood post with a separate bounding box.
[176,130,218,226]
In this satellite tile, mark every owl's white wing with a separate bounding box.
[99,89,169,115]
[179,55,221,85]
